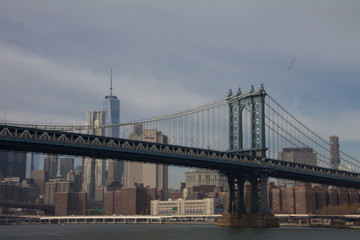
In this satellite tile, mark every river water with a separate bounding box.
[0,223,359,240]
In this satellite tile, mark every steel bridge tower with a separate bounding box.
[228,84,267,158]
[219,85,278,227]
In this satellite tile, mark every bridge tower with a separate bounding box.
[227,84,266,158]
[219,85,278,227]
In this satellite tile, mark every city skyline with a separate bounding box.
[1,1,360,188]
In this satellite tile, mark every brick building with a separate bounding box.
[0,178,31,202]
[294,183,316,214]
[281,188,295,214]
[328,188,338,206]
[104,185,162,215]
[31,170,47,195]
[21,179,40,202]
[349,189,359,204]
[338,188,350,205]
[44,180,73,205]
[271,187,282,213]
[55,192,87,216]
[315,187,327,209]
[169,191,182,200]
[266,183,360,214]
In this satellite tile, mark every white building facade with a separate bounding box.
[151,198,216,216]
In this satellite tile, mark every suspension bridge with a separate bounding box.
[1,85,359,227]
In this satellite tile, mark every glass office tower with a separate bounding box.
[102,90,123,186]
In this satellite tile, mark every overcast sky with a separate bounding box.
[1,1,360,188]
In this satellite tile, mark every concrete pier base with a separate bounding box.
[218,213,279,228]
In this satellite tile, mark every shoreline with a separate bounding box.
[2,220,360,229]
[2,222,360,229]
[2,214,360,229]
[280,223,360,229]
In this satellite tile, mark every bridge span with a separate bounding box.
[1,86,360,227]
[1,124,360,189]
[2,123,360,227]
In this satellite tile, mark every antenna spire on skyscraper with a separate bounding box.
[105,66,117,100]
[110,66,113,97]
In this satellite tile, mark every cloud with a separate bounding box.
[0,42,103,122]
[293,108,360,142]
[0,41,209,124]
[1,1,359,133]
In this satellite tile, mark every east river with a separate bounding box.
[0,224,359,240]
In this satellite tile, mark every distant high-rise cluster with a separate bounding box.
[330,136,340,169]
[83,110,107,201]
[0,70,176,215]
[81,73,124,201]
[126,123,169,200]
[79,70,171,203]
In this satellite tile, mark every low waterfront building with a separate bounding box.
[151,198,224,215]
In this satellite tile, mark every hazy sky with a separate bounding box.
[1,1,360,188]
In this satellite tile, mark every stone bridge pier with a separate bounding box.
[218,170,279,227]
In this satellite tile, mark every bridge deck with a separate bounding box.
[1,124,360,188]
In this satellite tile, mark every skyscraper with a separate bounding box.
[59,157,74,179]
[82,157,95,200]
[102,70,123,187]
[126,124,169,199]
[82,110,106,201]
[85,110,105,136]
[44,155,58,180]
[102,67,119,138]
[0,150,27,180]
[277,147,317,187]
[330,136,340,169]
[31,170,47,195]
[29,153,42,171]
